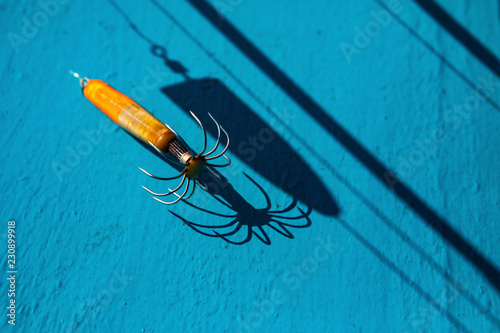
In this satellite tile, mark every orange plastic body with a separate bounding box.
[83,79,175,153]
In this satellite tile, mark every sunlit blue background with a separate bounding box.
[1,0,499,332]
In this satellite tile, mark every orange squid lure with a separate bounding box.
[73,73,231,204]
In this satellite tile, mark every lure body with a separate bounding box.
[83,79,176,154]
[76,75,231,204]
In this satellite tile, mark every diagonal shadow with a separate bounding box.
[337,217,473,333]
[184,0,500,293]
[413,0,500,77]
[372,0,500,111]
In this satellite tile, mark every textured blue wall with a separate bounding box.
[0,0,499,332]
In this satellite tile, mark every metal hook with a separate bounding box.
[140,111,231,204]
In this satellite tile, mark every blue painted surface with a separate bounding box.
[1,0,499,332]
